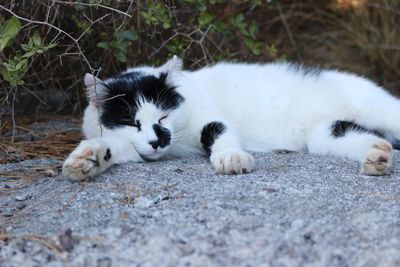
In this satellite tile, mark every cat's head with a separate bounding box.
[84,56,185,160]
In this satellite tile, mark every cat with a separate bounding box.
[63,56,399,180]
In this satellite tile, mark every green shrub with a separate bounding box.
[0,0,399,114]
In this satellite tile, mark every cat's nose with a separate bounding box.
[149,140,160,150]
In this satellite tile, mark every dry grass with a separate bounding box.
[316,1,400,93]
[0,115,81,164]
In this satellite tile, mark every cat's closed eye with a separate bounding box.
[133,119,141,131]
[158,115,168,125]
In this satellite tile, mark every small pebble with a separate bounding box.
[326,165,334,170]
[44,169,56,177]
[59,229,78,252]
[15,195,27,201]
[153,195,170,204]
[16,204,26,210]
[263,187,279,193]
[175,168,184,173]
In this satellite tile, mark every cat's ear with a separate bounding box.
[84,73,107,106]
[161,55,183,73]
[159,55,183,84]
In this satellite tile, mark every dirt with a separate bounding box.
[1,151,400,267]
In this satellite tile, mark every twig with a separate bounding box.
[0,4,106,139]
[54,0,132,18]
[11,87,17,143]
[76,13,110,42]
[277,3,301,61]
[149,32,179,59]
[0,5,99,74]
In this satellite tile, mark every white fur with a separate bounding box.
[63,58,399,180]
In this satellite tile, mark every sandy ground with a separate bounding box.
[1,152,400,267]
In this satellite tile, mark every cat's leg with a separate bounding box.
[62,137,142,180]
[306,120,393,176]
[200,122,255,174]
[354,96,400,142]
[340,78,400,141]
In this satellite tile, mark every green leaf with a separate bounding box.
[162,21,171,29]
[248,22,258,39]
[0,39,8,52]
[21,44,30,51]
[97,41,110,49]
[121,30,138,41]
[115,51,127,62]
[0,16,21,51]
[251,47,260,55]
[2,62,11,69]
[32,31,41,46]
[4,17,21,36]
[22,51,36,58]
[15,58,28,70]
[43,43,57,50]
[198,12,214,29]
[0,65,12,82]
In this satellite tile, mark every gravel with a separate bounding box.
[1,152,400,267]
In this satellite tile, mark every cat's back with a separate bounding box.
[183,62,343,116]
[188,62,328,96]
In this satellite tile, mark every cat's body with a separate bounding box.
[63,57,398,180]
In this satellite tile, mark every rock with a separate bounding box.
[16,203,26,210]
[58,229,78,252]
[15,195,27,201]
[44,169,56,177]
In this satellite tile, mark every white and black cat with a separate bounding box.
[63,56,399,180]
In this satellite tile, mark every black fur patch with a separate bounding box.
[392,140,400,150]
[104,148,112,161]
[99,72,184,129]
[87,158,100,167]
[150,124,171,149]
[287,63,322,77]
[200,122,226,154]
[331,120,384,138]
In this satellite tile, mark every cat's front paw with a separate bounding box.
[62,140,112,180]
[210,149,255,174]
[362,141,393,176]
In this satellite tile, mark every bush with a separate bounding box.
[0,0,399,115]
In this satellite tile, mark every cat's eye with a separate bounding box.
[133,119,141,131]
[158,115,168,125]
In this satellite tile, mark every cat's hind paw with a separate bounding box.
[362,141,393,176]
[62,140,112,180]
[210,149,255,175]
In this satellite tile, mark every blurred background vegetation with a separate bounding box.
[1,0,400,116]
